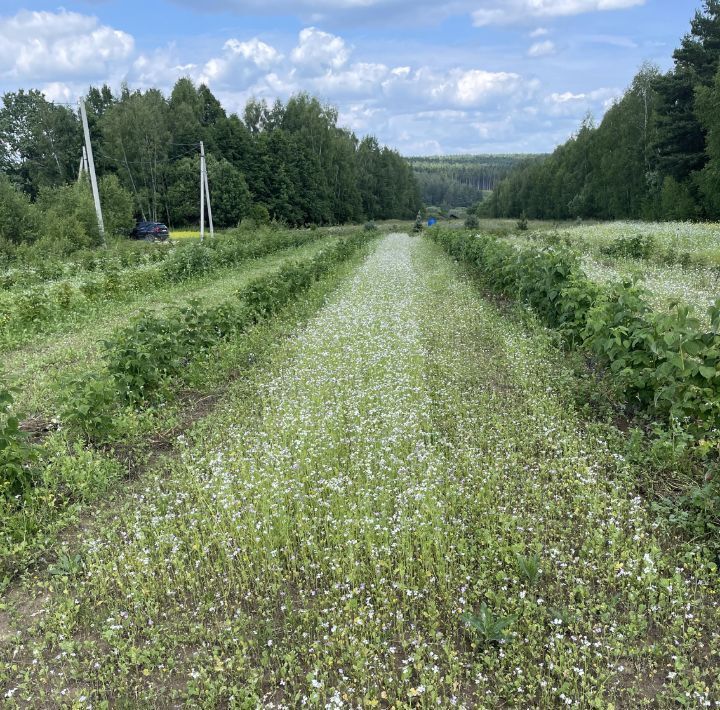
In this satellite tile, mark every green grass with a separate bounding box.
[1,233,717,706]
[0,235,365,585]
[4,237,336,416]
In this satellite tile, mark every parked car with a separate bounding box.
[130,221,169,241]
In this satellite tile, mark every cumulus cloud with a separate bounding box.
[528,40,557,57]
[187,26,537,113]
[133,46,197,87]
[0,10,134,81]
[199,38,283,85]
[545,86,621,115]
[291,27,350,71]
[310,62,390,96]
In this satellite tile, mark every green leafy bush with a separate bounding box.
[87,233,371,405]
[0,381,35,498]
[35,181,99,254]
[0,174,40,246]
[60,373,119,440]
[430,228,720,439]
[464,214,480,230]
[99,174,135,237]
[600,234,656,260]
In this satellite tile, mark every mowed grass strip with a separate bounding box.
[4,236,337,415]
[1,234,717,707]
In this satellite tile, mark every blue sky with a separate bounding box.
[0,1,700,155]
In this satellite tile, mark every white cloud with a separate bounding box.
[473,0,645,26]
[550,91,586,102]
[375,66,535,109]
[530,27,550,37]
[528,40,556,57]
[0,10,134,81]
[291,27,350,72]
[310,62,390,96]
[133,46,197,87]
[225,38,283,71]
[199,38,282,86]
[452,69,530,106]
[40,82,76,103]
[545,86,621,115]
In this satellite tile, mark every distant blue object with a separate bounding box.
[427,218,437,226]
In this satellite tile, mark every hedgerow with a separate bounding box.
[0,232,371,506]
[75,233,372,430]
[0,228,329,347]
[430,228,720,440]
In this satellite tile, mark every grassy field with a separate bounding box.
[503,220,720,320]
[0,224,718,706]
[4,236,336,415]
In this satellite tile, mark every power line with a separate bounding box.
[96,144,200,167]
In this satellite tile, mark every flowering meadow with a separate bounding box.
[581,256,719,319]
[507,221,720,322]
[556,221,720,264]
[0,233,717,706]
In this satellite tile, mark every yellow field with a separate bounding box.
[170,230,201,239]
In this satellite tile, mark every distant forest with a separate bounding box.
[409,155,536,209]
[0,82,420,246]
[485,0,720,221]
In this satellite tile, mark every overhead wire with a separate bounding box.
[96,144,201,167]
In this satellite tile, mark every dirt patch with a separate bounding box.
[19,416,60,445]
[0,611,15,644]
[0,590,51,648]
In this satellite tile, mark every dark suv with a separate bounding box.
[130,221,169,241]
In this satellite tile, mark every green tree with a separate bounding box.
[100,88,170,222]
[695,68,720,217]
[206,155,252,227]
[99,174,135,237]
[0,90,81,194]
[660,176,697,220]
[0,173,39,245]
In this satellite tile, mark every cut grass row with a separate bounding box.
[0,232,373,583]
[4,237,336,416]
[1,233,716,706]
[0,227,330,351]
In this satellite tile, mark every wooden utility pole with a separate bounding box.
[79,100,105,246]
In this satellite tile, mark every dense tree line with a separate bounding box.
[410,155,532,208]
[0,81,420,250]
[485,1,720,221]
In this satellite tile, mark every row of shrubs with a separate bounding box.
[431,228,720,440]
[102,237,364,405]
[560,231,707,269]
[0,228,328,344]
[0,240,171,291]
[1,232,371,499]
